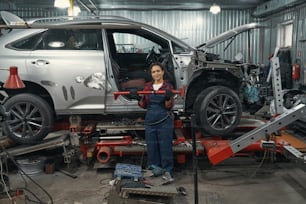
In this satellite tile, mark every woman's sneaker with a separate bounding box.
[162,172,174,184]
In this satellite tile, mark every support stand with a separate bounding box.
[191,114,198,204]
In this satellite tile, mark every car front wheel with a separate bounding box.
[3,93,54,144]
[194,86,242,136]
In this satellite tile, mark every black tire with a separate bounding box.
[3,93,54,144]
[195,86,242,136]
[193,87,216,125]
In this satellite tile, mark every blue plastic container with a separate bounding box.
[114,163,142,181]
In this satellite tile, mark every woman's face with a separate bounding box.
[151,65,164,82]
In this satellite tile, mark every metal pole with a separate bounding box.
[191,114,198,204]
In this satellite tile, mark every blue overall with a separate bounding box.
[145,92,174,175]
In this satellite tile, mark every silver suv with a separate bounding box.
[0,11,264,144]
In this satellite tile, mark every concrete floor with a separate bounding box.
[5,154,306,204]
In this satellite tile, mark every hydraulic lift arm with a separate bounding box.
[207,103,306,165]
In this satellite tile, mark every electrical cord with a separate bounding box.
[17,187,45,204]
[130,128,146,168]
[102,191,110,202]
[247,150,269,179]
[139,145,146,168]
[99,177,109,187]
[17,174,45,204]
[99,177,111,202]
[11,157,53,204]
[0,158,15,204]
[0,146,54,204]
[19,168,29,189]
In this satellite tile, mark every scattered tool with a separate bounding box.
[177,186,187,196]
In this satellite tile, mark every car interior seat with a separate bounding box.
[111,59,147,92]
[80,38,97,50]
[160,53,176,88]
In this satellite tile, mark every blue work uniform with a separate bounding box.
[138,81,174,176]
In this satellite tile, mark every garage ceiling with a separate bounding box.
[3,0,270,10]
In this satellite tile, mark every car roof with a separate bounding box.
[0,11,193,50]
[0,11,135,26]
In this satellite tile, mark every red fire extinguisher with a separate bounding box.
[292,63,300,80]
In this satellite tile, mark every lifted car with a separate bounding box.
[0,11,265,144]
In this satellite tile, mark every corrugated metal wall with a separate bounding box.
[14,8,67,18]
[259,2,306,85]
[12,8,261,63]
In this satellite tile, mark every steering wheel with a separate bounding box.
[146,46,158,66]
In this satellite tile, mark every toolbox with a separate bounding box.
[114,163,142,181]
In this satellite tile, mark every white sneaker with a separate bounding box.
[162,172,174,184]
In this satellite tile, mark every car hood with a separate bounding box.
[0,11,26,27]
[196,22,264,49]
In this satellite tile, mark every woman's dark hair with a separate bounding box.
[149,62,164,72]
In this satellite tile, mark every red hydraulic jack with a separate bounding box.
[96,136,133,163]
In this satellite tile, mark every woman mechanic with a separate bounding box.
[131,62,174,182]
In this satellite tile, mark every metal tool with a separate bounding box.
[113,86,185,100]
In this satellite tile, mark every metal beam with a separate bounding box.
[252,0,305,17]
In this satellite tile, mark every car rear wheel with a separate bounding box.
[194,86,242,136]
[3,93,54,144]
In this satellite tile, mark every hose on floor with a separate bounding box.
[0,145,54,204]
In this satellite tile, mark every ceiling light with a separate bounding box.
[73,5,81,16]
[210,3,221,14]
[54,0,70,8]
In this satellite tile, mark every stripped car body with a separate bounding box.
[0,11,264,144]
